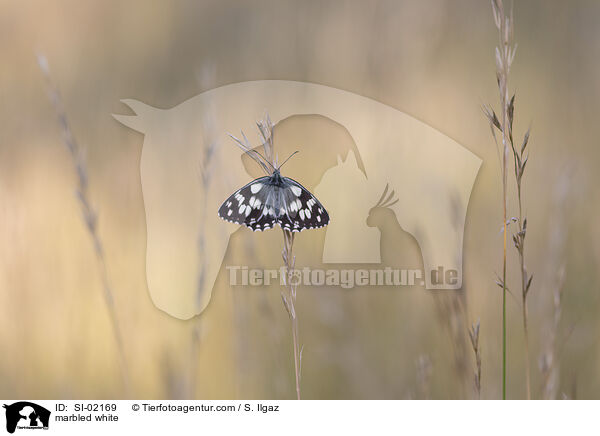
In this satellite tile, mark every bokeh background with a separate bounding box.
[1,0,599,399]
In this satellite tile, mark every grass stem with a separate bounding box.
[486,0,518,399]
[281,229,302,400]
[37,54,131,395]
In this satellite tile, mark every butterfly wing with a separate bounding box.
[218,176,279,231]
[278,177,330,232]
[218,175,330,232]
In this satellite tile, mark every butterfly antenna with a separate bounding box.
[277,151,299,170]
[229,133,276,174]
[242,131,277,173]
[253,149,277,172]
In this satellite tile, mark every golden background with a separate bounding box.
[1,0,598,399]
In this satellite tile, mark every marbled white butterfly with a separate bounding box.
[218,151,330,232]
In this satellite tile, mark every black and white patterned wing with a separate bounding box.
[218,176,278,231]
[278,177,330,232]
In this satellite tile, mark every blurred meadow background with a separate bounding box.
[1,0,599,399]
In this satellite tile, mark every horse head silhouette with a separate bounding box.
[114,80,481,319]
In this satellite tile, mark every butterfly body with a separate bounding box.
[218,169,330,232]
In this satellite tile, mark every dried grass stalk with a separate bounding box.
[37,54,130,394]
[281,229,302,400]
[415,355,432,400]
[539,266,566,400]
[484,0,519,399]
[469,320,482,399]
[486,0,534,399]
[234,115,303,399]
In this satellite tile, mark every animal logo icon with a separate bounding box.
[113,80,481,319]
[3,402,50,434]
